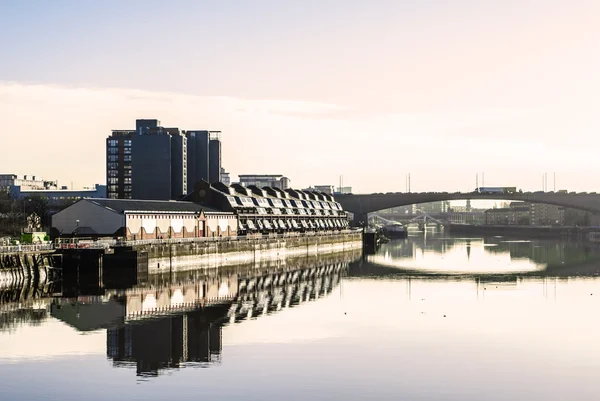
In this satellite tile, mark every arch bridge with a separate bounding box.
[335,192,600,225]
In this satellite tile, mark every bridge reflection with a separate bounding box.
[353,235,600,277]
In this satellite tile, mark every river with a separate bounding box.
[1,233,600,400]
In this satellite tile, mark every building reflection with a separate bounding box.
[107,307,225,376]
[46,250,361,377]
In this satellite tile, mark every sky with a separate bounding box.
[1,0,599,193]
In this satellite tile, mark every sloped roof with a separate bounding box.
[85,199,224,214]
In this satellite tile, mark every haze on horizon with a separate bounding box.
[1,0,599,194]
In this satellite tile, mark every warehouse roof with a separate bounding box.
[85,199,228,214]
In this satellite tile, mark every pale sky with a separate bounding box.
[1,0,600,193]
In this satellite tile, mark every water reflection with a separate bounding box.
[2,237,600,399]
[0,266,58,333]
[1,251,360,377]
[366,233,600,276]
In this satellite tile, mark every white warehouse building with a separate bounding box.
[51,199,237,239]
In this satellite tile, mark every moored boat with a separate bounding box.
[382,223,407,239]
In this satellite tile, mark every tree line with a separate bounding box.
[0,192,77,237]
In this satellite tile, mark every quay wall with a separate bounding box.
[132,232,362,274]
[448,224,598,241]
[0,251,56,290]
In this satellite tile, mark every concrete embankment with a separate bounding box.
[448,224,597,241]
[131,231,362,274]
[0,251,57,289]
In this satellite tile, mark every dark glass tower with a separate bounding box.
[208,132,222,184]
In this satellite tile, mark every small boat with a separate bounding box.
[382,222,407,239]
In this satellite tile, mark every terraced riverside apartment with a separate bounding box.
[51,180,350,240]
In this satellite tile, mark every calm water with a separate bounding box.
[2,233,600,400]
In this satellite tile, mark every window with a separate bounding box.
[108,178,119,184]
[108,139,118,147]
[124,177,132,184]
[108,147,118,154]
[124,140,131,146]
[108,170,118,177]
[108,162,118,169]
[109,185,118,192]
[108,155,118,162]
[109,193,118,199]
[124,170,131,177]
[124,148,132,154]
[124,155,131,162]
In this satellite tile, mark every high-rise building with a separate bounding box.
[167,128,187,200]
[106,130,134,199]
[208,132,222,184]
[135,119,160,134]
[108,120,221,200]
[130,130,188,201]
[186,130,210,193]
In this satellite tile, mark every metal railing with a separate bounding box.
[0,229,361,253]
[54,242,112,250]
[0,244,54,254]
[112,229,359,248]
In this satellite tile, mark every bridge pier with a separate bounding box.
[352,213,369,228]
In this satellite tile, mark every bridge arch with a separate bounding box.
[335,192,600,224]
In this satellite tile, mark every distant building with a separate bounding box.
[530,203,562,226]
[484,202,564,226]
[312,185,335,195]
[10,184,106,202]
[334,187,352,195]
[238,175,290,190]
[509,202,530,225]
[220,168,231,186]
[0,174,57,192]
[485,208,510,225]
[450,211,485,225]
[417,201,450,214]
[107,120,222,200]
